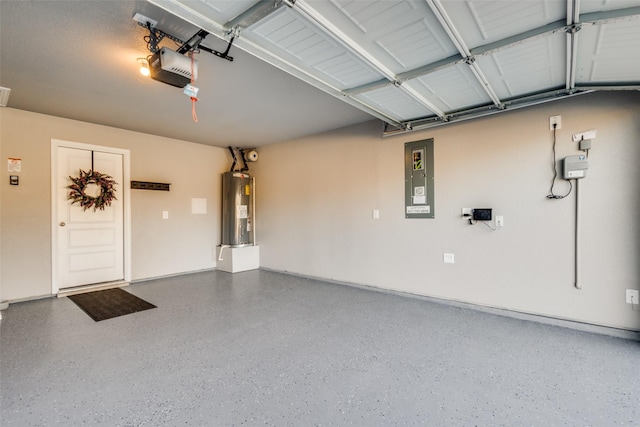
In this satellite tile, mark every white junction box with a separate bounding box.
[563,155,589,179]
[216,245,259,273]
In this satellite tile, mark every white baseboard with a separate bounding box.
[56,281,129,298]
[131,268,216,284]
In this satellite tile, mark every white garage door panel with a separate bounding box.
[159,0,640,130]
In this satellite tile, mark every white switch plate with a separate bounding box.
[443,253,455,264]
[496,216,504,227]
[626,289,639,304]
[162,211,169,219]
[373,209,380,219]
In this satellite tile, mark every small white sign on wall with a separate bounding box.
[191,198,207,214]
[8,158,21,172]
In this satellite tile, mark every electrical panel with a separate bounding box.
[404,139,435,219]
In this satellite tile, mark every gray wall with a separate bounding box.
[252,92,640,330]
[1,108,228,301]
[2,92,639,330]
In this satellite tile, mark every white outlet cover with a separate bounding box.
[443,253,455,264]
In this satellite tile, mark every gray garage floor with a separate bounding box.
[1,269,639,426]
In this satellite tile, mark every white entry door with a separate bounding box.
[56,146,124,289]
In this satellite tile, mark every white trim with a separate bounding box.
[56,280,129,298]
[50,139,131,295]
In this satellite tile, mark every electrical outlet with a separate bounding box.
[461,208,472,217]
[549,115,562,130]
[162,211,169,219]
[495,216,504,227]
[626,289,639,305]
[443,253,455,264]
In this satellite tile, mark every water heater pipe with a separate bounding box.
[574,179,581,289]
[218,244,229,261]
[228,146,237,172]
[252,176,256,245]
[238,148,249,172]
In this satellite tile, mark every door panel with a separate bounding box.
[57,147,124,288]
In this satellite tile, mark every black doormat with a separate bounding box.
[68,287,156,322]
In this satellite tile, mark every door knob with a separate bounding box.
[59,222,66,227]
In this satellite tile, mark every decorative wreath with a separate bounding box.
[68,169,118,211]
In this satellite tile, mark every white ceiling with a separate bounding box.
[2,1,639,147]
[0,0,372,147]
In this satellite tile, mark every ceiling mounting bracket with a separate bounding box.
[566,24,583,34]
[176,29,236,62]
[225,26,241,41]
[224,0,294,34]
[212,36,236,62]
[136,15,235,62]
[177,29,208,54]
[142,22,165,54]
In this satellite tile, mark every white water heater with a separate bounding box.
[221,171,253,247]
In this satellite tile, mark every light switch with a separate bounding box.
[162,211,169,219]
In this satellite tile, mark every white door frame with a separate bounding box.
[51,139,131,294]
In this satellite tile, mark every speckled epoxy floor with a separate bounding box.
[1,270,639,426]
